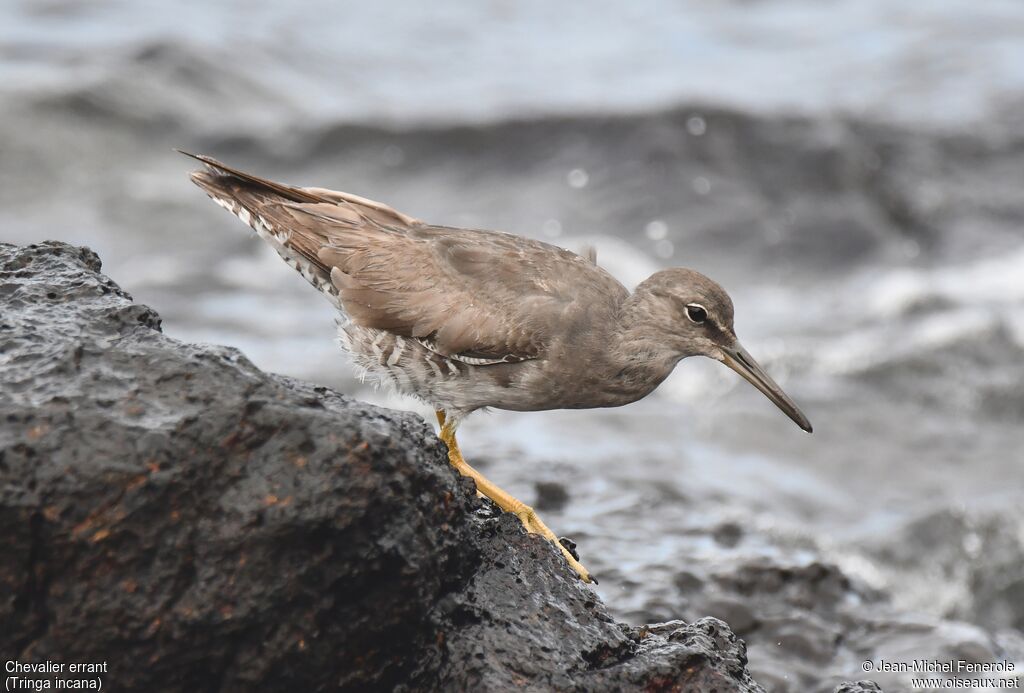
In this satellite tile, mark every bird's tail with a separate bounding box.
[178,150,343,301]
[177,150,330,206]
[178,150,424,305]
[178,150,420,227]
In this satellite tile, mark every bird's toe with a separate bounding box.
[558,536,580,561]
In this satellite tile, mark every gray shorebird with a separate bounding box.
[181,151,812,583]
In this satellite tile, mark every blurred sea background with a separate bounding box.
[3,1,1023,689]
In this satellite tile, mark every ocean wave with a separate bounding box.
[5,0,1024,129]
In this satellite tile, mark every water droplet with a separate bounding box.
[645,220,668,240]
[542,219,562,237]
[686,115,707,136]
[903,239,921,258]
[567,168,589,189]
[693,176,711,195]
[655,240,674,258]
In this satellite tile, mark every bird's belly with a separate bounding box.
[512,354,667,411]
[470,361,651,412]
[338,322,533,412]
[338,323,658,414]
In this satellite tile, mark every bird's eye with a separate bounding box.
[685,303,708,324]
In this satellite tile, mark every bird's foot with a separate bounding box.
[437,410,594,584]
[512,504,593,583]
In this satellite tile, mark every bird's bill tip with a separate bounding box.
[720,343,813,433]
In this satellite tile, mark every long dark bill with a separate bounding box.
[720,343,813,433]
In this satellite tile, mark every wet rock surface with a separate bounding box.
[0,241,768,691]
[622,540,1024,692]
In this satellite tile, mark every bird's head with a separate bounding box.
[631,268,812,433]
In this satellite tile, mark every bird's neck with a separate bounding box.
[601,293,683,403]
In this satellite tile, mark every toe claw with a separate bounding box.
[558,536,580,561]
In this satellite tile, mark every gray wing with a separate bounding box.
[319,224,629,361]
[183,152,629,362]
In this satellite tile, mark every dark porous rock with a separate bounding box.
[0,241,765,692]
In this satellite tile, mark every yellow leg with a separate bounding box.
[436,410,593,583]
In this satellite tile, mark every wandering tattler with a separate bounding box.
[181,152,812,584]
